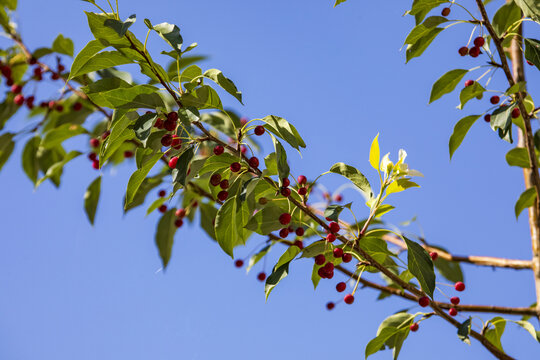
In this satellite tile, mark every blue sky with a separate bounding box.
[0,0,539,359]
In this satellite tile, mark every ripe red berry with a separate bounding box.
[279,228,289,238]
[14,94,24,106]
[293,240,304,249]
[279,213,291,225]
[175,209,186,218]
[324,262,334,272]
[163,119,176,131]
[210,174,222,186]
[248,156,259,168]
[154,118,163,129]
[58,64,65,72]
[450,296,460,305]
[48,101,56,109]
[88,153,97,161]
[295,227,304,236]
[161,134,173,147]
[318,267,327,278]
[454,281,466,292]
[333,247,344,258]
[410,323,419,332]
[241,146,247,154]
[33,67,42,77]
[10,84,22,94]
[90,138,100,148]
[334,194,343,202]
[51,72,60,80]
[73,102,83,111]
[6,78,13,86]
[167,112,178,122]
[230,162,241,172]
[217,191,229,201]
[168,156,178,169]
[123,150,134,158]
[474,36,485,48]
[257,272,266,281]
[430,251,438,261]
[55,104,64,112]
[158,205,167,213]
[484,114,491,122]
[171,136,182,148]
[297,175,307,185]
[418,296,430,307]
[449,308,458,316]
[464,80,474,87]
[511,107,520,118]
[329,222,340,233]
[469,46,480,58]
[240,117,248,126]
[490,95,500,104]
[342,253,352,263]
[1,65,11,78]
[527,60,534,66]
[298,187,307,196]
[235,259,244,268]
[92,160,100,169]
[282,178,290,187]
[326,233,336,243]
[326,302,335,310]
[441,7,450,16]
[28,57,37,65]
[213,145,224,156]
[254,125,265,136]
[158,189,166,197]
[336,282,346,292]
[220,179,229,189]
[458,46,468,56]
[344,294,354,304]
[174,218,183,228]
[101,132,110,141]
[315,254,326,266]
[280,187,291,197]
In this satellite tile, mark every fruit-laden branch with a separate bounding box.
[474,0,540,320]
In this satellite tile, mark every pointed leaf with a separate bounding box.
[369,133,380,170]
[449,115,480,159]
[404,237,435,297]
[430,69,468,103]
[84,176,101,225]
[155,209,177,269]
[515,187,537,219]
[329,162,373,198]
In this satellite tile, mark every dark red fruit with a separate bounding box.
[158,189,166,197]
[336,282,346,292]
[235,259,244,268]
[168,156,178,169]
[51,72,60,80]
[326,233,336,243]
[248,156,259,168]
[167,112,178,122]
[449,308,458,316]
[92,160,100,169]
[344,294,354,304]
[490,95,500,104]
[14,94,24,106]
[455,281,465,292]
[511,107,520,118]
[324,262,334,272]
[161,134,173,147]
[217,191,229,201]
[474,36,485,47]
[174,218,183,228]
[10,84,22,94]
[527,60,534,66]
[101,132,110,140]
[484,114,491,122]
[88,153,97,161]
[430,251,438,261]
[280,187,291,197]
[334,194,343,202]
[154,118,163,128]
[171,136,182,148]
[158,205,167,213]
[418,296,430,307]
[257,272,266,281]
[298,187,307,196]
[279,213,291,225]
[28,57,37,65]
[1,65,12,78]
[73,102,83,111]
[450,296,460,305]
[230,162,241,172]
[297,175,307,185]
[254,125,265,136]
[58,64,65,72]
[279,228,289,238]
[441,7,450,16]
[469,46,480,57]
[295,227,305,236]
[163,119,176,131]
[410,323,419,332]
[326,302,335,310]
[464,80,474,87]
[6,78,13,86]
[329,221,340,233]
[220,179,229,189]
[210,174,222,186]
[241,146,247,154]
[282,178,290,187]
[315,254,326,266]
[293,240,304,249]
[342,253,352,263]
[458,46,468,56]
[55,104,64,112]
[175,208,186,218]
[213,145,224,156]
[90,138,100,148]
[333,247,344,258]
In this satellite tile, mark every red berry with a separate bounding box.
[464,80,474,87]
[167,112,178,121]
[158,205,167,213]
[174,218,183,228]
[334,194,343,202]
[342,253,352,263]
[6,78,14,86]
[315,254,326,266]
[282,178,290,187]
[326,302,335,310]
[213,145,224,155]
[33,67,42,76]
[318,267,327,278]
[326,233,336,243]
[344,294,354,304]
[220,179,229,189]
[154,118,163,129]
[28,57,37,65]
[241,146,247,154]
[240,117,248,126]
[175,209,186,218]
[1,66,12,77]
[248,156,259,168]
[168,156,178,169]
[279,213,291,225]
[13,94,24,106]
[51,72,60,80]
[511,107,520,118]
[418,296,430,307]
[458,46,468,56]
[430,251,438,261]
[324,262,334,271]
[73,102,83,111]
[254,125,265,136]
[441,7,450,16]
[257,272,266,281]
[474,36,485,48]
[48,101,56,109]
[55,104,64,112]
[92,160,100,169]
[163,119,176,131]
[101,131,110,140]
[469,46,480,58]
[450,296,460,305]
[527,60,533,66]
[58,64,65,72]
[295,227,305,236]
[158,190,166,197]
[490,95,500,104]
[171,136,182,148]
[329,222,340,233]
[454,281,465,292]
[88,153,97,161]
[90,138,100,148]
[279,228,289,238]
[298,187,307,196]
[280,187,291,197]
[124,150,134,158]
[161,134,173,147]
[333,248,343,258]
[210,174,222,186]
[449,308,458,317]
[235,259,244,268]
[230,162,241,172]
[410,323,419,332]
[293,240,303,249]
[217,191,229,201]
[297,175,307,185]
[484,114,491,122]
[10,84,22,94]
[336,282,346,292]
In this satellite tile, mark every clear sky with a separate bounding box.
[0,0,539,359]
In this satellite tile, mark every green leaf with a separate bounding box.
[263,152,278,176]
[265,262,290,300]
[155,209,178,269]
[69,40,106,79]
[515,187,537,219]
[199,153,238,175]
[493,2,522,37]
[199,202,218,240]
[513,320,540,342]
[484,317,505,350]
[124,174,164,212]
[386,178,420,195]
[272,136,290,183]
[429,246,464,283]
[0,132,15,172]
[261,115,306,151]
[41,124,87,149]
[83,80,164,110]
[514,0,540,23]
[490,105,514,143]
[506,148,530,168]
[52,34,74,56]
[181,85,223,110]
[172,147,195,187]
[178,64,202,82]
[146,197,166,216]
[405,16,448,46]
[374,204,395,218]
[153,22,183,55]
[84,176,101,225]
[104,14,136,37]
[365,327,403,359]
[245,204,286,235]
[70,50,133,79]
[409,0,446,21]
[132,112,158,141]
[0,0,17,10]
[369,133,380,170]
[505,82,527,96]
[457,317,472,345]
[458,82,485,109]
[0,95,20,130]
[203,69,243,104]
[405,27,443,63]
[375,312,416,359]
[247,244,272,273]
[301,240,326,258]
[449,115,481,159]
[430,69,468,104]
[334,0,347,7]
[329,162,373,199]
[524,38,540,72]
[215,196,245,257]
[85,12,130,47]
[21,136,40,184]
[100,111,136,164]
[404,237,435,298]
[125,151,163,207]
[324,203,349,222]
